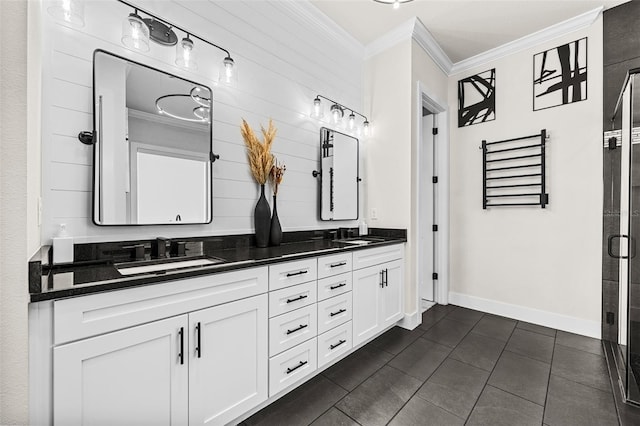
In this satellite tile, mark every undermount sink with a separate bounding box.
[115,256,225,276]
[336,237,386,245]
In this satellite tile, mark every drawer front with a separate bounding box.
[269,338,317,396]
[54,266,268,345]
[317,321,352,368]
[269,259,317,291]
[269,304,317,356]
[317,292,352,335]
[317,252,352,279]
[317,272,352,302]
[352,244,404,270]
[269,281,317,318]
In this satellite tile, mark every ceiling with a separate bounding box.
[308,0,628,63]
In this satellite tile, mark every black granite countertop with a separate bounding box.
[29,228,406,302]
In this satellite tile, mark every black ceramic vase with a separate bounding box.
[254,184,270,248]
[270,195,283,246]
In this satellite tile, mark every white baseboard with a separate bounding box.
[398,309,421,330]
[449,292,601,339]
[421,299,436,312]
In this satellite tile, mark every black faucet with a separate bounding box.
[152,237,170,258]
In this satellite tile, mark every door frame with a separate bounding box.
[414,81,449,307]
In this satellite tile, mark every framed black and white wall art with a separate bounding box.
[533,37,587,111]
[458,68,496,127]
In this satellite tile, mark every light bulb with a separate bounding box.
[313,97,321,118]
[363,120,370,136]
[348,112,356,130]
[393,0,400,9]
[176,36,197,70]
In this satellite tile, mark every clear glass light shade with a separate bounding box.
[176,36,198,70]
[348,112,356,130]
[363,120,370,136]
[219,56,237,86]
[331,104,343,124]
[122,12,150,52]
[313,97,322,118]
[48,0,85,27]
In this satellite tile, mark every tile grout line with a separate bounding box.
[383,311,465,425]
[462,320,519,425]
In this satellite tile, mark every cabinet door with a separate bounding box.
[189,294,268,426]
[352,265,382,346]
[54,315,189,426]
[381,259,404,327]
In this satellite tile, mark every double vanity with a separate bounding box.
[29,231,406,425]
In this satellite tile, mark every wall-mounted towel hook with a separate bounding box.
[312,170,321,178]
[78,131,95,145]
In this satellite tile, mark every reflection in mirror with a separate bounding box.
[92,50,213,225]
[320,127,359,221]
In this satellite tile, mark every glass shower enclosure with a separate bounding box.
[608,69,640,406]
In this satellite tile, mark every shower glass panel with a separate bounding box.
[612,70,640,405]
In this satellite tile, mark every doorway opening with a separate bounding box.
[415,83,449,313]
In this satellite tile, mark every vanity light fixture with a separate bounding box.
[176,35,197,70]
[117,0,236,83]
[313,96,323,118]
[373,0,413,9]
[312,94,370,136]
[121,9,150,52]
[47,0,85,27]
[330,104,344,124]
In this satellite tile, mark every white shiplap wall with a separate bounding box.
[41,0,364,244]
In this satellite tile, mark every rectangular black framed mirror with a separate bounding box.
[319,127,359,221]
[92,50,213,226]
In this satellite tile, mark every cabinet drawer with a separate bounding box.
[317,272,352,302]
[352,244,403,270]
[269,304,317,356]
[317,292,352,335]
[269,338,317,396]
[269,259,317,291]
[269,281,316,318]
[54,266,268,345]
[317,321,352,368]
[317,252,352,279]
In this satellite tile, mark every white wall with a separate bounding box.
[41,0,364,244]
[448,18,604,337]
[364,35,449,318]
[1,0,41,424]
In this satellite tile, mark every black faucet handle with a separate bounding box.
[123,243,146,260]
[171,241,186,256]
[152,237,170,258]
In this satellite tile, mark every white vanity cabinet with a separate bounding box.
[51,267,269,426]
[54,315,189,426]
[352,246,404,346]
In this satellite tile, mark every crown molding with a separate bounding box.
[273,0,364,58]
[363,17,453,74]
[412,17,453,74]
[364,17,415,59]
[450,6,603,75]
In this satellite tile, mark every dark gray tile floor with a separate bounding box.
[243,304,621,426]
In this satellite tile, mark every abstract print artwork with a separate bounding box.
[533,38,587,111]
[458,68,496,127]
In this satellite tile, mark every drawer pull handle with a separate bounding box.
[178,327,184,365]
[330,282,347,290]
[286,360,308,374]
[195,322,201,358]
[286,324,308,335]
[330,262,347,268]
[330,339,347,350]
[330,308,347,317]
[286,270,308,277]
[286,294,308,304]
